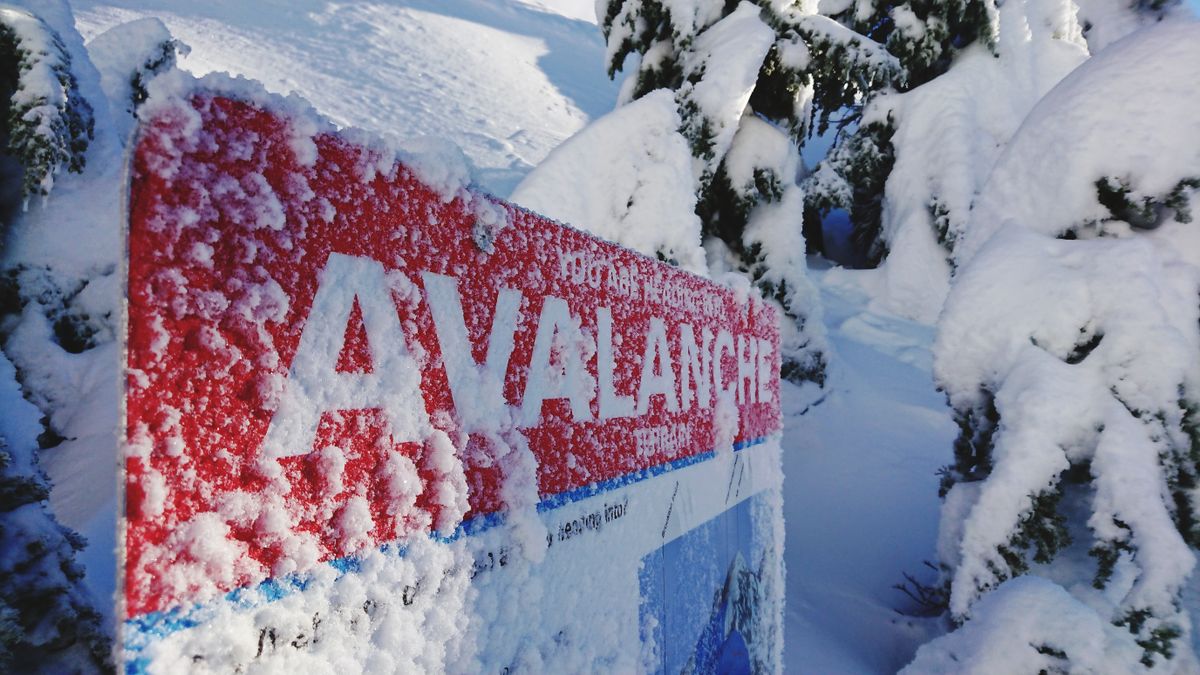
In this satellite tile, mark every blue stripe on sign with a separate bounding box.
[122,435,770,669]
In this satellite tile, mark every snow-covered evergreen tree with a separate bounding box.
[0,3,186,671]
[585,0,837,384]
[806,0,1189,322]
[921,20,1200,671]
[573,0,1038,377]
[800,0,996,267]
[0,353,108,672]
[0,5,118,670]
[524,0,978,384]
[0,6,93,205]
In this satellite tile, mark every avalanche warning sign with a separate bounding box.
[121,89,785,673]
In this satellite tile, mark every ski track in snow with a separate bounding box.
[65,0,964,670]
[784,268,955,672]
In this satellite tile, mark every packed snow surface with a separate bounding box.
[784,267,956,671]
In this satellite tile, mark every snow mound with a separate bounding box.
[962,19,1200,266]
[901,576,1149,674]
[510,89,706,273]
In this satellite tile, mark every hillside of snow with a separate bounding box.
[73,0,619,198]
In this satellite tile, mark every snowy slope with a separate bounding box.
[72,0,618,197]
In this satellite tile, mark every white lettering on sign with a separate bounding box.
[633,423,691,458]
[558,251,642,300]
[422,272,521,431]
[636,318,678,415]
[678,324,713,412]
[260,253,429,459]
[713,329,736,405]
[757,337,774,406]
[736,335,758,405]
[520,296,593,427]
[259,255,771,456]
[597,307,635,420]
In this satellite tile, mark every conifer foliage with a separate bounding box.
[0,360,109,672]
[0,7,93,203]
[0,8,187,674]
[794,0,997,262]
[594,0,1001,382]
[927,21,1200,669]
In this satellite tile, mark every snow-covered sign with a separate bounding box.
[120,92,784,672]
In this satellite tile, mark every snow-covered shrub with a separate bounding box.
[0,5,180,672]
[520,1,850,385]
[928,21,1200,670]
[0,6,93,203]
[0,352,108,672]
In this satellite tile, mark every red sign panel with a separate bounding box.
[124,95,781,619]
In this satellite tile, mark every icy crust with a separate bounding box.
[124,69,783,663]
